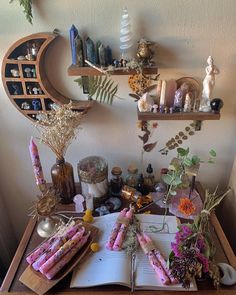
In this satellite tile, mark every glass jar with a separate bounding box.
[51,157,76,204]
[110,166,123,196]
[125,164,138,188]
[77,156,108,210]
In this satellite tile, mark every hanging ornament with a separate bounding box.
[120,7,133,59]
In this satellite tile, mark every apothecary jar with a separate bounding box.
[77,156,108,210]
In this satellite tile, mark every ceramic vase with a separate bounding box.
[51,158,76,204]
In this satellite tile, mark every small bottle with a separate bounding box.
[144,163,155,191]
[137,173,149,195]
[126,164,138,188]
[110,167,123,196]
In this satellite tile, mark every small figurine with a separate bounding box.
[32,87,38,95]
[31,42,39,57]
[12,83,21,95]
[38,87,43,95]
[136,38,155,65]
[173,82,189,112]
[32,99,41,110]
[24,68,32,78]
[184,92,192,112]
[21,101,31,110]
[31,68,36,78]
[10,68,20,77]
[95,205,111,216]
[152,104,158,113]
[27,85,33,95]
[199,56,219,112]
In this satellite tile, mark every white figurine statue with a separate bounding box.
[199,56,219,112]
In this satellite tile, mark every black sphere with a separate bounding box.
[210,98,224,113]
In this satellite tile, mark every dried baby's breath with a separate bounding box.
[36,102,83,160]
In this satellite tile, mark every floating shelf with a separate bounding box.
[137,109,221,121]
[67,65,158,76]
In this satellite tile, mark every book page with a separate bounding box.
[135,214,197,291]
[70,213,131,288]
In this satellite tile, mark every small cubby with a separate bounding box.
[25,82,43,95]
[7,38,45,60]
[15,98,33,110]
[5,64,20,78]
[22,64,37,78]
[6,82,23,95]
[45,98,56,110]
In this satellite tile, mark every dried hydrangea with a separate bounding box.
[36,101,83,160]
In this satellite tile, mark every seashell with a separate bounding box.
[105,197,122,211]
[218,263,236,286]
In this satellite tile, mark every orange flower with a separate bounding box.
[178,197,196,216]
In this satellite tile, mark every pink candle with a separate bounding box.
[39,227,85,275]
[113,208,133,251]
[29,137,45,186]
[106,208,128,250]
[45,232,90,280]
[143,233,177,284]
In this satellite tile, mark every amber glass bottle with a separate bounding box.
[51,158,76,204]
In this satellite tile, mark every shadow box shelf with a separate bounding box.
[2,32,93,123]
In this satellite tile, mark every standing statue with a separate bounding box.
[199,56,219,112]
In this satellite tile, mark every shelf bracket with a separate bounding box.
[194,120,202,131]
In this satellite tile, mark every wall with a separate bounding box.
[0,0,236,245]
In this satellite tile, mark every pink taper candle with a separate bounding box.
[113,207,133,251]
[106,208,128,250]
[45,232,90,280]
[143,233,177,284]
[29,137,45,187]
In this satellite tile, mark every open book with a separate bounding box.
[70,213,197,291]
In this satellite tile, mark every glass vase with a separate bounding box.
[51,158,76,204]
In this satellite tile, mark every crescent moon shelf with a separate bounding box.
[1,32,92,122]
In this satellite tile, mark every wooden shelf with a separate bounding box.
[2,33,93,123]
[67,65,158,76]
[137,109,221,121]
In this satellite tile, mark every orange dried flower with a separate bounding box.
[178,197,196,216]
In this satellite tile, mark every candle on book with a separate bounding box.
[159,80,166,107]
[143,233,177,284]
[106,208,128,250]
[137,232,170,285]
[29,137,46,191]
[113,207,133,251]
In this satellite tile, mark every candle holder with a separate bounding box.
[29,187,64,238]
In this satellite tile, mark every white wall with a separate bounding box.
[0,0,236,242]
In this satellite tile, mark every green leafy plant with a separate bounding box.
[10,0,33,24]
[162,147,216,199]
[74,75,118,104]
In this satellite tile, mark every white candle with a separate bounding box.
[160,80,166,106]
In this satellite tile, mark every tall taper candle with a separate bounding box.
[29,137,46,188]
[159,80,166,107]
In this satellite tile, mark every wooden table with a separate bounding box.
[1,183,236,294]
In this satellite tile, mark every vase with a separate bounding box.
[51,158,76,204]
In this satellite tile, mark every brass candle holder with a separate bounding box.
[29,186,64,238]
